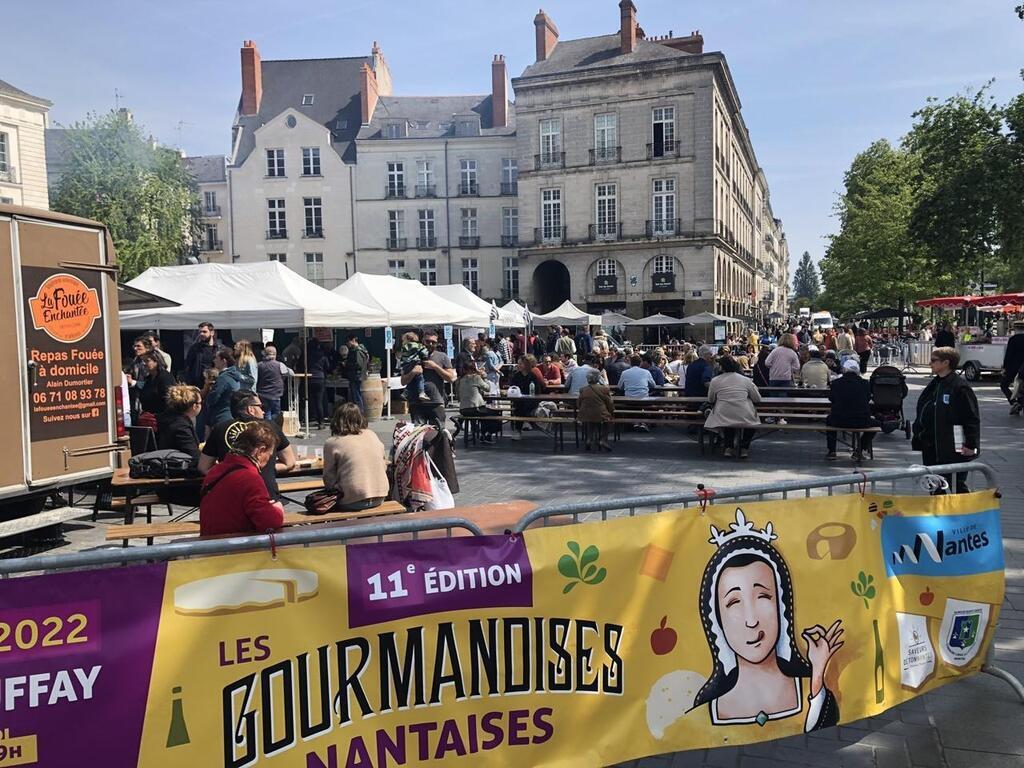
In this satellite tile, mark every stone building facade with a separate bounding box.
[184,154,232,263]
[0,79,51,209]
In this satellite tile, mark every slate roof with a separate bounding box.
[518,33,693,79]
[0,78,52,106]
[357,94,516,140]
[184,154,226,183]
[232,56,370,167]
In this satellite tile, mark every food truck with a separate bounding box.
[0,203,124,527]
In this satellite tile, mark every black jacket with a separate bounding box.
[183,340,219,387]
[935,329,956,348]
[1003,333,1024,380]
[139,372,176,414]
[828,372,873,424]
[156,412,200,465]
[913,372,980,462]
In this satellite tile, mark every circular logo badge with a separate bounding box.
[28,273,102,343]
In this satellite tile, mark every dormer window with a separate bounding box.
[383,121,408,139]
[454,116,481,137]
[301,94,314,106]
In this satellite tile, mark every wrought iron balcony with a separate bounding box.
[500,181,518,196]
[415,184,436,198]
[386,237,408,251]
[501,234,519,248]
[203,205,222,217]
[200,239,223,252]
[459,236,480,249]
[534,152,565,170]
[458,182,479,196]
[266,229,288,240]
[303,227,325,239]
[646,218,681,238]
[385,184,406,199]
[588,222,622,242]
[589,146,621,165]
[416,236,437,249]
[533,226,566,245]
[646,140,681,160]
[0,165,18,184]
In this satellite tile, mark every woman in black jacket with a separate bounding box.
[913,346,980,493]
[156,385,203,506]
[138,351,176,417]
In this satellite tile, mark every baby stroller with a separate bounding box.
[869,365,911,438]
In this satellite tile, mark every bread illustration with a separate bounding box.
[173,569,319,616]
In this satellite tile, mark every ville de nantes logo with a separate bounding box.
[28,273,102,344]
[880,510,1003,579]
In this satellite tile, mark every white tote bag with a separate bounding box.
[423,453,455,510]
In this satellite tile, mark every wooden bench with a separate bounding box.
[702,423,882,458]
[106,500,408,547]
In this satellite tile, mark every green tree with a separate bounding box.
[791,251,820,302]
[819,140,945,316]
[51,110,201,279]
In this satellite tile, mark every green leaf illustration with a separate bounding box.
[588,567,607,586]
[858,571,868,587]
[563,582,577,594]
[865,586,876,599]
[580,545,600,570]
[558,555,580,580]
[583,564,597,580]
[850,581,861,595]
[567,541,581,558]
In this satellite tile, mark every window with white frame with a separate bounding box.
[387,259,406,277]
[503,157,520,185]
[541,188,562,240]
[0,132,8,171]
[459,159,477,195]
[266,149,285,177]
[652,107,676,157]
[654,255,674,274]
[503,257,519,297]
[502,207,518,240]
[302,147,321,176]
[305,252,324,285]
[303,197,323,236]
[204,225,219,250]
[460,208,478,237]
[594,113,617,160]
[596,258,618,276]
[595,183,618,238]
[302,94,314,106]
[418,209,435,246]
[267,253,286,262]
[203,191,217,214]
[462,258,479,294]
[267,199,286,236]
[652,178,676,233]
[539,118,561,163]
[388,210,405,244]
[416,160,434,194]
[384,122,405,139]
[387,162,405,197]
[418,258,437,286]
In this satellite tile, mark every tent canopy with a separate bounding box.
[853,307,915,320]
[678,311,740,324]
[530,300,600,327]
[117,283,180,311]
[600,311,634,326]
[626,313,684,326]
[332,272,477,326]
[501,300,529,327]
[120,261,381,329]
[426,284,521,327]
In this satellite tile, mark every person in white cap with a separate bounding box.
[824,358,878,461]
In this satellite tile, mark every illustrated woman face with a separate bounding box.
[716,559,780,665]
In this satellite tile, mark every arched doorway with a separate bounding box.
[532,259,570,313]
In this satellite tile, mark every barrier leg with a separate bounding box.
[982,644,1024,703]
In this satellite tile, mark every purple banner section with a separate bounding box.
[346,535,534,628]
[0,562,166,767]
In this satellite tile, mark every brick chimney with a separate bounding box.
[240,40,262,116]
[655,29,704,54]
[619,0,637,55]
[360,63,380,125]
[491,55,508,128]
[534,9,559,62]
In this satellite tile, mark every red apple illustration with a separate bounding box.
[919,587,935,606]
[650,616,678,655]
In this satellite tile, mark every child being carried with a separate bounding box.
[399,332,431,402]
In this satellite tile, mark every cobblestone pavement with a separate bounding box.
[43,373,1024,766]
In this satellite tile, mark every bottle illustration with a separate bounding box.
[872,620,885,704]
[529,381,536,396]
[167,685,191,747]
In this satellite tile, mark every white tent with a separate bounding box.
[426,284,522,327]
[531,300,600,327]
[120,261,381,329]
[332,273,477,326]
[501,300,529,327]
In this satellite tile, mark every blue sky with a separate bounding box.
[5,1,1021,274]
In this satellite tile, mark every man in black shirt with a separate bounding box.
[418,331,456,395]
[199,391,296,498]
[183,321,221,388]
[1000,322,1024,415]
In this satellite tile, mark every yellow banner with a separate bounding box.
[122,490,1002,767]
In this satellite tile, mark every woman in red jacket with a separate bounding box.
[199,421,285,536]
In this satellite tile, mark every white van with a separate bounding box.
[810,311,834,330]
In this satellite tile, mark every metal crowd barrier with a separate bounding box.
[512,461,1022,703]
[0,516,483,577]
